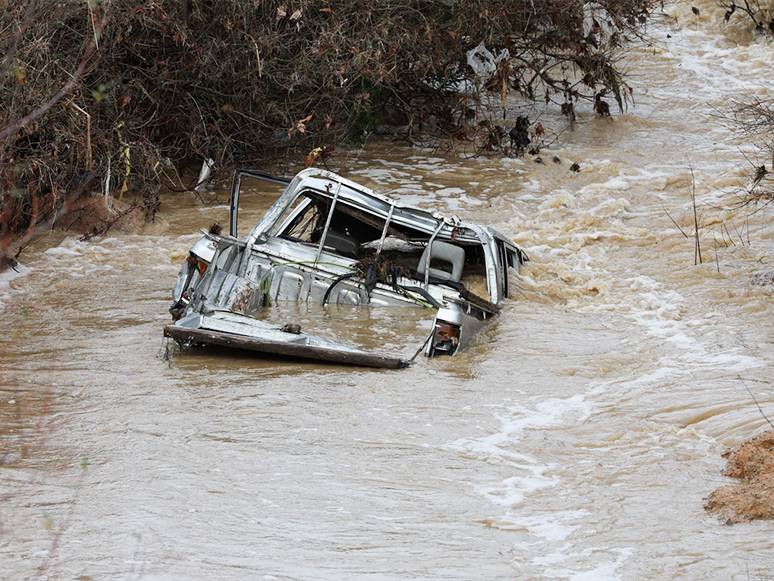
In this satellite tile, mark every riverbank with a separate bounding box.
[0,194,149,274]
[705,430,774,524]
[54,194,147,239]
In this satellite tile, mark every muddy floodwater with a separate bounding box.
[3,4,774,580]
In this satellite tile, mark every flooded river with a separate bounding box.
[3,3,774,579]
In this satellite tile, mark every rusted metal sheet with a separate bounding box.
[165,312,408,369]
[163,326,408,369]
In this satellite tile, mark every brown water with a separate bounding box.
[3,4,774,579]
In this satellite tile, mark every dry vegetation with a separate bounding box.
[723,98,774,206]
[717,0,774,33]
[0,0,657,266]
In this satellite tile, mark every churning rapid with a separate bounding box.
[2,2,774,579]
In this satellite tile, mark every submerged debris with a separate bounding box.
[751,271,774,287]
[0,254,19,273]
[280,323,302,334]
[508,116,531,152]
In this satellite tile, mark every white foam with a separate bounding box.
[569,547,634,581]
[433,187,465,197]
[0,262,31,307]
[447,394,594,515]
[43,240,83,258]
[632,310,763,373]
[513,513,586,543]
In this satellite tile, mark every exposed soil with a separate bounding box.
[704,429,774,524]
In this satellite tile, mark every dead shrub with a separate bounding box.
[0,0,657,265]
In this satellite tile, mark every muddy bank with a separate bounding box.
[705,430,774,525]
[0,194,151,274]
[55,194,148,238]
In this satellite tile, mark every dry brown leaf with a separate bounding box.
[304,147,323,168]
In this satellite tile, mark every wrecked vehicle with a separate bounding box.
[164,168,527,368]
